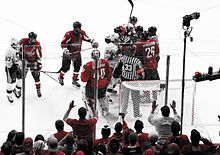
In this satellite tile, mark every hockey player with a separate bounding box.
[81,50,112,117]
[58,21,99,87]
[113,46,145,118]
[5,37,22,103]
[148,26,160,63]
[18,32,42,97]
[104,34,120,94]
[135,31,160,102]
[129,16,138,28]
[135,31,160,80]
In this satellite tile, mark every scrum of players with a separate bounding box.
[5,16,160,118]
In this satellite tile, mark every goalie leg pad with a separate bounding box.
[99,96,110,116]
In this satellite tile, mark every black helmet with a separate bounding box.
[140,30,149,40]
[135,25,143,33]
[129,16,138,23]
[73,21,82,28]
[28,32,37,39]
[148,26,157,34]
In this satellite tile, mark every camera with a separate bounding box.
[183,12,200,27]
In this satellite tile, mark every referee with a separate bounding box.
[113,45,145,118]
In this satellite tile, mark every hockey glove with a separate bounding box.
[88,99,94,108]
[38,62,42,70]
[92,42,99,48]
[63,48,70,55]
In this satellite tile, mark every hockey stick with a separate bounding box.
[61,47,93,57]
[41,71,61,84]
[127,0,134,26]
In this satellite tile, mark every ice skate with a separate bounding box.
[13,88,21,98]
[72,79,81,87]
[58,76,64,86]
[7,94,14,103]
[36,88,42,97]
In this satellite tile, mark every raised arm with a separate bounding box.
[63,100,75,122]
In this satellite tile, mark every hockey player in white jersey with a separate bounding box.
[104,34,120,94]
[5,37,22,103]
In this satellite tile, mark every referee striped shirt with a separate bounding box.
[120,55,144,80]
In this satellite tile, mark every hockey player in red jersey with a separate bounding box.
[148,26,160,63]
[18,32,42,97]
[135,31,160,80]
[81,50,112,117]
[135,31,160,102]
[5,37,22,103]
[58,21,99,87]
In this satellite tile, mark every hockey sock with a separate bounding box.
[35,81,41,88]
[73,72,79,80]
[60,71,65,77]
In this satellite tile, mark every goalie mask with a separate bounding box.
[91,49,100,60]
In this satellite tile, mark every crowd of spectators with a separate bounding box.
[1,100,219,155]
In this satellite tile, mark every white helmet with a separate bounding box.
[109,34,119,42]
[10,36,20,50]
[91,49,100,59]
[10,36,18,45]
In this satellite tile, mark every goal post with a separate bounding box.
[118,79,196,126]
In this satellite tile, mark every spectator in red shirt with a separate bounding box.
[63,100,98,140]
[93,125,111,152]
[109,113,128,145]
[53,119,69,142]
[23,137,34,155]
[134,120,149,144]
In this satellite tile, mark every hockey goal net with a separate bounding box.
[118,79,196,126]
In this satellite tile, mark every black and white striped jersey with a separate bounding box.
[120,55,145,80]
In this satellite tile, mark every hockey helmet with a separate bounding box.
[10,36,19,49]
[129,16,138,23]
[73,21,82,28]
[135,25,143,33]
[91,49,100,59]
[28,32,37,39]
[148,26,157,35]
[109,34,119,42]
[140,30,149,40]
[10,36,18,45]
